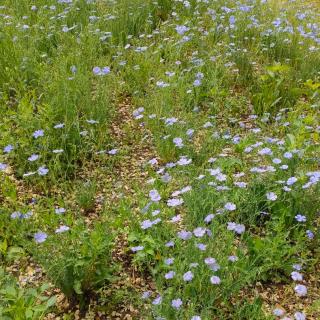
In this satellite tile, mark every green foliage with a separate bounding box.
[0,268,56,320]
[1,0,320,318]
[128,231,163,266]
[252,64,302,114]
[29,222,115,308]
[231,298,273,320]
[245,230,301,282]
[75,180,97,213]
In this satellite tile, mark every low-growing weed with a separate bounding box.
[29,222,115,310]
[0,268,56,320]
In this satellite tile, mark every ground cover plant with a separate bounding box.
[0,0,319,319]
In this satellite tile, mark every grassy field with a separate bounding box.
[0,0,320,319]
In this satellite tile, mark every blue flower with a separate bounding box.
[33,130,44,139]
[141,219,153,229]
[28,154,39,162]
[291,271,303,281]
[204,214,215,223]
[34,232,47,243]
[173,137,184,148]
[141,291,151,299]
[204,257,217,265]
[283,151,293,159]
[101,66,110,74]
[55,225,70,233]
[273,308,285,316]
[228,255,238,262]
[108,148,118,155]
[234,224,245,234]
[10,211,32,219]
[258,147,273,156]
[165,258,174,265]
[196,243,207,251]
[156,80,170,88]
[293,264,302,271]
[186,128,194,137]
[239,5,251,12]
[11,211,23,219]
[183,271,194,282]
[229,15,236,25]
[193,227,206,238]
[287,176,298,185]
[306,230,314,239]
[272,158,282,164]
[227,222,245,234]
[266,192,277,201]
[70,65,77,74]
[93,66,110,75]
[177,230,192,240]
[295,214,306,222]
[38,166,49,176]
[165,241,174,247]
[171,298,182,309]
[167,198,184,207]
[131,246,144,252]
[170,214,181,223]
[152,295,162,305]
[3,144,14,153]
[161,172,171,183]
[93,66,101,75]
[224,202,236,211]
[165,271,175,279]
[148,158,158,166]
[149,189,161,202]
[294,312,306,320]
[294,284,307,296]
[210,275,221,284]
[175,25,189,35]
[193,79,201,87]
